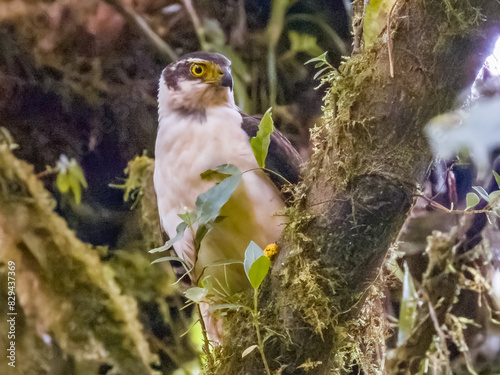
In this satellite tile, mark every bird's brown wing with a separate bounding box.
[241,113,302,197]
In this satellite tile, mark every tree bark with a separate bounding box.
[212,1,500,374]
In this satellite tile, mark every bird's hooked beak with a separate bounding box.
[205,62,232,90]
[220,71,233,89]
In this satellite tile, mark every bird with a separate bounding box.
[154,51,301,340]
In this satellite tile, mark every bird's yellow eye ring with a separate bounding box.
[191,64,205,77]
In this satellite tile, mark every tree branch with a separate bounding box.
[213,1,500,374]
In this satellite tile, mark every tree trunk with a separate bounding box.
[210,1,500,374]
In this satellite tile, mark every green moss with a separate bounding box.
[0,145,157,374]
[114,155,163,249]
[442,0,484,33]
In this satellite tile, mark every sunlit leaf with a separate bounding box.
[184,287,208,303]
[248,256,271,289]
[55,155,87,204]
[398,262,418,345]
[250,108,274,168]
[363,0,397,48]
[466,192,480,209]
[305,51,329,66]
[244,241,264,278]
[178,211,196,227]
[149,222,188,253]
[243,241,271,289]
[472,186,490,202]
[56,172,70,193]
[493,170,500,189]
[242,345,258,358]
[69,163,88,188]
[68,173,82,204]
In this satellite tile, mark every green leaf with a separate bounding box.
[243,241,271,289]
[68,173,82,204]
[305,51,328,66]
[244,241,264,277]
[248,256,271,289]
[466,192,480,209]
[178,211,196,227]
[250,108,274,168]
[184,287,208,303]
[313,67,330,80]
[56,172,70,193]
[56,156,88,204]
[69,162,88,188]
[489,190,500,204]
[195,164,242,225]
[398,262,418,345]
[194,223,211,250]
[363,0,397,48]
[493,170,500,190]
[472,186,490,202]
[149,222,188,253]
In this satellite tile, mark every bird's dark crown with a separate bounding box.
[179,52,231,67]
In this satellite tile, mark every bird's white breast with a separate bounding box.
[154,105,285,292]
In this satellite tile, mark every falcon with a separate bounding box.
[154,52,301,339]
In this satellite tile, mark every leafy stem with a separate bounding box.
[252,287,271,375]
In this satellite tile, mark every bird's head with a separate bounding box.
[158,52,234,118]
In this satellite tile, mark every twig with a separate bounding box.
[102,0,177,62]
[387,0,400,78]
[422,290,450,357]
[351,0,364,54]
[181,0,207,48]
[414,193,493,215]
[35,167,58,179]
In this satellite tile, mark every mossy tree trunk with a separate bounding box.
[212,1,500,374]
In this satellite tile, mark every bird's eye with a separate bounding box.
[191,64,205,77]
